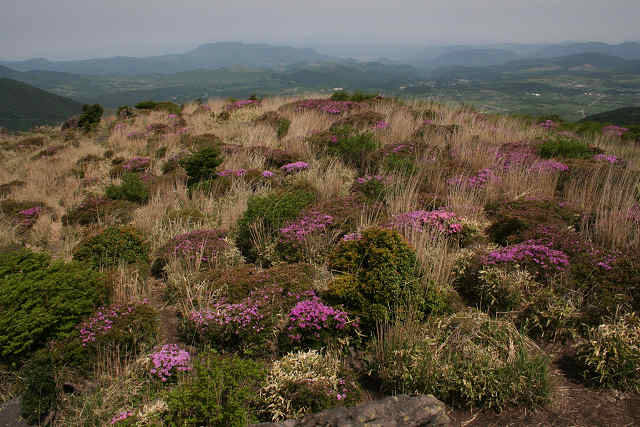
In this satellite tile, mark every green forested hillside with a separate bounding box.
[0,78,82,131]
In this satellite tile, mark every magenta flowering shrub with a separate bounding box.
[374,121,389,129]
[483,241,569,274]
[447,168,499,187]
[17,206,43,227]
[160,229,229,266]
[149,344,192,382]
[391,209,464,235]
[593,154,620,164]
[280,212,334,242]
[602,125,629,137]
[282,297,358,351]
[123,157,150,172]
[110,410,135,425]
[225,99,260,111]
[78,301,157,352]
[538,120,558,129]
[352,175,389,200]
[529,160,569,172]
[293,99,360,115]
[262,170,274,178]
[280,161,309,173]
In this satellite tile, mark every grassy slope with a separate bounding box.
[0,78,82,131]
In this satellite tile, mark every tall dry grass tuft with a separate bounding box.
[564,166,640,250]
[110,264,153,305]
[299,157,355,201]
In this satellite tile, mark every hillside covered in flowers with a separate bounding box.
[0,93,639,426]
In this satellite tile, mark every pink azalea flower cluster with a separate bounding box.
[593,154,619,164]
[391,209,463,234]
[286,297,353,341]
[538,120,557,129]
[341,232,363,242]
[447,168,499,187]
[190,297,266,334]
[165,229,228,263]
[602,125,629,137]
[355,175,386,184]
[280,212,334,242]
[495,143,537,170]
[484,241,569,271]
[529,160,569,172]
[79,302,146,346]
[262,170,274,177]
[225,99,260,111]
[109,410,134,425]
[374,121,390,129]
[217,168,247,177]
[122,157,150,172]
[296,99,359,115]
[280,161,309,172]
[17,206,42,226]
[149,344,192,382]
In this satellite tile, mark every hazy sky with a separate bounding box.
[2,0,639,60]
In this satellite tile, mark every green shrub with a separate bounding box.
[180,146,224,188]
[165,354,265,427]
[134,101,181,115]
[20,352,57,424]
[0,249,106,363]
[236,185,317,263]
[537,135,594,159]
[330,91,377,102]
[72,226,148,269]
[105,172,150,204]
[366,311,552,411]
[575,313,640,392]
[323,126,379,171]
[327,228,425,329]
[78,104,104,132]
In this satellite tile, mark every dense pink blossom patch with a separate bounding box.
[280,161,309,172]
[79,301,148,346]
[286,297,353,341]
[447,168,499,187]
[529,160,569,172]
[602,125,629,137]
[280,212,334,242]
[164,229,228,263]
[17,206,43,226]
[225,99,260,111]
[149,344,191,382]
[538,120,558,129]
[484,241,569,271]
[391,209,463,234]
[593,154,620,164]
[110,410,134,425]
[262,170,274,177]
[295,99,360,115]
[122,157,150,172]
[374,121,389,129]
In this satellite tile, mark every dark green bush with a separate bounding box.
[537,135,595,159]
[72,226,148,269]
[367,311,552,411]
[330,91,378,102]
[78,104,104,132]
[165,354,265,427]
[327,228,426,329]
[236,185,317,263]
[105,172,150,204]
[180,146,224,188]
[134,101,181,115]
[321,126,379,171]
[0,249,106,364]
[20,352,57,424]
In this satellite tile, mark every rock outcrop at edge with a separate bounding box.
[251,394,450,427]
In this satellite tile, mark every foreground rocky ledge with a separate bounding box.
[252,394,450,427]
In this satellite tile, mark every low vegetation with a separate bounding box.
[0,94,638,425]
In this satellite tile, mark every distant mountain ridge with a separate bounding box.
[0,78,82,131]
[0,42,334,76]
[579,107,640,126]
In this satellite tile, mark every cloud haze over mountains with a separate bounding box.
[2,0,639,60]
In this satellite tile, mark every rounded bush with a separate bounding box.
[575,313,640,392]
[165,353,265,427]
[72,226,148,269]
[0,249,107,363]
[180,146,224,188]
[367,311,552,411]
[236,185,317,263]
[105,172,150,204]
[327,227,424,328]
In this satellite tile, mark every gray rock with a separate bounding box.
[0,398,30,427]
[252,394,450,427]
